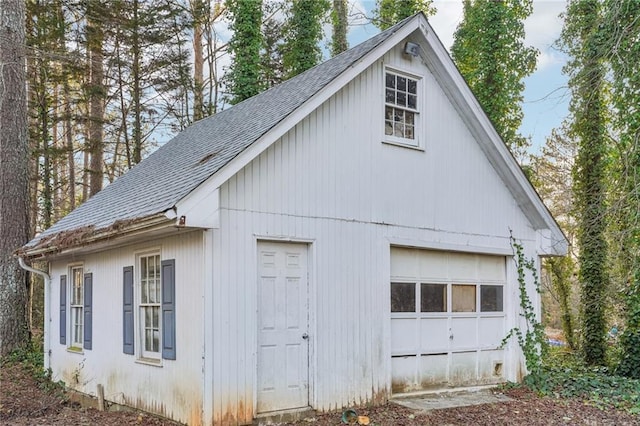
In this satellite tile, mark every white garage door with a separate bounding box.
[390,247,507,393]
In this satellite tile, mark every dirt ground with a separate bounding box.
[1,362,639,425]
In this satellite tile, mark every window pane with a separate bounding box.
[407,94,417,109]
[396,91,406,107]
[406,111,414,125]
[385,106,393,120]
[408,79,417,94]
[394,123,404,137]
[481,285,503,312]
[452,284,476,312]
[386,88,395,103]
[405,125,414,140]
[391,283,415,312]
[421,284,446,312]
[386,73,395,88]
[397,76,407,91]
[385,121,393,135]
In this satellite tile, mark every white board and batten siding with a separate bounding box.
[212,39,540,424]
[48,230,206,425]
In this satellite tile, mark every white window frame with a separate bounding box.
[137,251,162,361]
[69,264,84,350]
[383,67,423,149]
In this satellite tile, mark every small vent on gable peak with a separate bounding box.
[197,151,220,166]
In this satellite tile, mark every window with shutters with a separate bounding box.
[139,253,161,359]
[69,265,84,349]
[384,68,422,148]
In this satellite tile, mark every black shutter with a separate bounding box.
[161,259,176,360]
[123,266,134,355]
[59,275,67,345]
[83,273,93,350]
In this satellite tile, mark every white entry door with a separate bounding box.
[257,241,309,413]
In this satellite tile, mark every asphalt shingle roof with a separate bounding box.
[26,19,408,248]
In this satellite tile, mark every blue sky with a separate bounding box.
[347,0,570,154]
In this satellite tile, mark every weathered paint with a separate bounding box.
[211,39,542,423]
[48,230,205,425]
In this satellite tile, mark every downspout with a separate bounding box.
[18,257,52,370]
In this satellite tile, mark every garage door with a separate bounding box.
[390,247,507,393]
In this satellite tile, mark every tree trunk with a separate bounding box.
[131,0,142,165]
[0,0,31,355]
[191,0,205,122]
[86,0,105,196]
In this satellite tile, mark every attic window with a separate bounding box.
[384,70,420,147]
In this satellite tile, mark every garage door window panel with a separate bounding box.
[480,285,503,312]
[391,282,416,312]
[452,284,476,312]
[421,283,447,312]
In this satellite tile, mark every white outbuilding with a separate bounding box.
[19,13,567,426]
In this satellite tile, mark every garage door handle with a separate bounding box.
[302,333,309,340]
[449,333,454,340]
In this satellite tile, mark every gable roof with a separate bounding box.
[21,13,567,258]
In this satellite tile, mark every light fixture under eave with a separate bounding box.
[404,41,421,57]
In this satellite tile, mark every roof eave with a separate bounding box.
[17,213,175,261]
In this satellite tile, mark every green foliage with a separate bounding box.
[547,256,577,349]
[513,347,640,414]
[2,340,64,393]
[502,234,548,390]
[617,272,640,378]
[225,0,265,104]
[283,0,330,78]
[373,0,435,30]
[451,0,537,156]
[560,0,609,367]
[599,0,640,379]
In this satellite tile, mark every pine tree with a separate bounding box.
[451,0,537,156]
[0,0,30,355]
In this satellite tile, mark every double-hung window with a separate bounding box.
[70,266,84,348]
[139,253,161,359]
[60,264,92,351]
[123,253,175,361]
[384,69,420,147]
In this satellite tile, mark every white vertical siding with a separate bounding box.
[48,230,205,425]
[211,41,540,424]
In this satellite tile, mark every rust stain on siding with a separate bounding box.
[212,399,254,426]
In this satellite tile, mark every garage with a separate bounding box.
[390,247,507,393]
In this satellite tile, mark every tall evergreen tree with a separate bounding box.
[373,0,435,30]
[283,0,330,78]
[560,0,609,366]
[331,0,348,56]
[225,0,264,104]
[451,0,537,156]
[0,0,30,355]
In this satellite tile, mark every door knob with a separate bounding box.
[302,333,309,340]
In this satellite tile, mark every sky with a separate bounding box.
[347,0,570,155]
